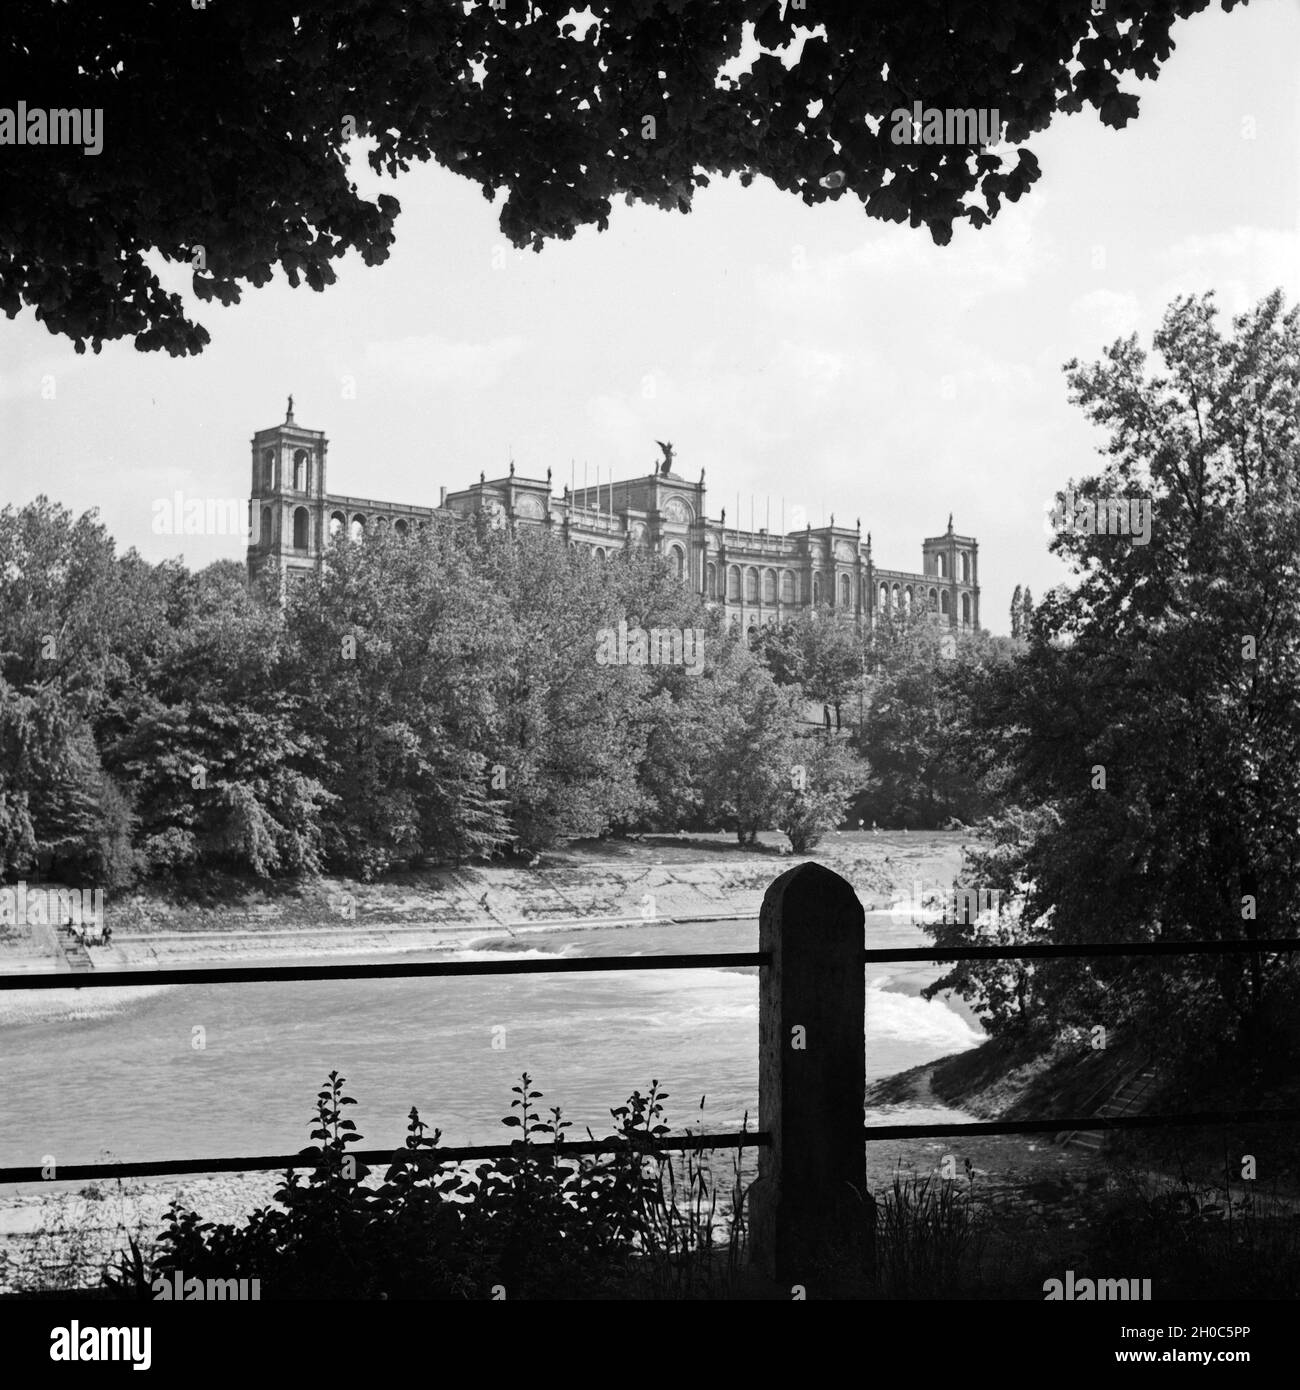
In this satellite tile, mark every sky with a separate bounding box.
[2,1,1298,635]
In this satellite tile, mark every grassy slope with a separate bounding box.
[2,829,970,942]
[916,1030,1300,1195]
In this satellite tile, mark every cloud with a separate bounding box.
[0,350,94,403]
[362,333,526,387]
[1069,289,1143,347]
[584,391,645,445]
[769,340,847,393]
[1157,227,1300,310]
[757,194,1055,316]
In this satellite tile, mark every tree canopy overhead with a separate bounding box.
[1,0,1242,354]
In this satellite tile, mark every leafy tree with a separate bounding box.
[469,529,658,851]
[94,772,139,889]
[108,562,331,877]
[0,498,131,719]
[0,680,135,883]
[0,502,164,882]
[631,615,731,833]
[671,634,869,848]
[636,684,718,834]
[1010,584,1023,639]
[778,731,868,854]
[853,609,1006,828]
[951,290,1300,1059]
[753,609,863,729]
[0,688,38,877]
[698,644,802,845]
[283,521,508,877]
[0,0,1236,353]
[922,802,1067,1037]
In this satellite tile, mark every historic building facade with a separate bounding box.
[246,403,980,631]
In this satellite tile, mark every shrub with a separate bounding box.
[105,1071,751,1300]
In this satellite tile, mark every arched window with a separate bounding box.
[706,561,717,597]
[328,511,345,541]
[812,573,823,605]
[780,570,795,604]
[261,506,272,546]
[763,568,777,603]
[879,582,889,610]
[960,551,971,583]
[373,516,388,533]
[727,565,741,600]
[937,551,948,579]
[262,448,275,492]
[961,592,972,625]
[745,566,759,602]
[669,544,686,580]
[904,586,913,611]
[838,573,850,607]
[350,515,365,542]
[292,506,309,550]
[941,589,951,616]
[293,448,309,491]
[891,583,901,609]
[595,546,607,561]
[394,518,409,537]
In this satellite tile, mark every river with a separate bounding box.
[1,913,984,1172]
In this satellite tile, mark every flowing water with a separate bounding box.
[0,913,984,1173]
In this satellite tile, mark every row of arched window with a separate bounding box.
[929,550,974,583]
[259,506,427,552]
[707,564,851,607]
[726,598,972,644]
[876,581,973,624]
[260,447,315,495]
[697,563,976,621]
[572,541,688,574]
[325,510,422,543]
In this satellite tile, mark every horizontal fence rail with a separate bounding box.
[864,938,1300,962]
[4,937,1296,992]
[0,1133,770,1187]
[0,952,768,990]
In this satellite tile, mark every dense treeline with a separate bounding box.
[0,498,998,886]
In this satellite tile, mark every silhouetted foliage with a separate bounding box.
[0,0,1238,353]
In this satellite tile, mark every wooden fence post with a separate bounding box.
[750,861,871,1287]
